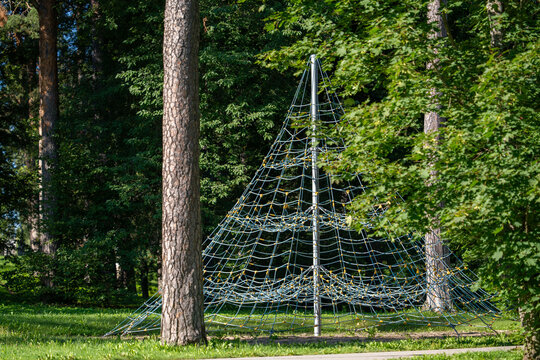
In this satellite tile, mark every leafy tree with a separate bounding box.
[118,0,295,235]
[263,1,539,358]
[198,0,294,233]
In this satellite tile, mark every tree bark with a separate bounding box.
[0,5,7,28]
[161,0,206,346]
[487,0,504,49]
[90,0,103,87]
[73,3,84,85]
[37,0,58,256]
[125,264,137,293]
[24,54,40,252]
[424,0,452,313]
[140,259,149,299]
[26,155,40,252]
[521,307,540,360]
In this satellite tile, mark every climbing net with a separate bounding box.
[106,57,500,336]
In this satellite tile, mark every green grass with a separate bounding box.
[201,307,517,335]
[407,349,523,359]
[0,303,523,360]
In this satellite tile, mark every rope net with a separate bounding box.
[106,57,500,336]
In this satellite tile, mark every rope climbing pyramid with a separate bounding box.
[106,55,500,337]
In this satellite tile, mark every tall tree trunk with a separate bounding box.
[487,0,504,49]
[521,306,540,360]
[520,211,539,359]
[37,0,58,256]
[26,58,39,251]
[90,0,103,87]
[424,0,451,313]
[73,3,84,85]
[26,154,40,252]
[161,0,205,346]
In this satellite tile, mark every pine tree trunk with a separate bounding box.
[37,0,58,256]
[25,153,40,251]
[424,0,451,312]
[161,0,206,346]
[25,57,40,252]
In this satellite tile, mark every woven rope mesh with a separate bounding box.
[106,57,500,336]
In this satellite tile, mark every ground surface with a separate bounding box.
[205,346,522,360]
[0,303,524,360]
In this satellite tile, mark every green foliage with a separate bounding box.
[1,250,142,305]
[198,0,295,230]
[51,0,155,301]
[0,1,38,253]
[0,0,296,304]
[2,7,38,39]
[262,0,539,332]
[117,0,296,233]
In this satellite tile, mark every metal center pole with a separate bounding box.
[310,54,321,337]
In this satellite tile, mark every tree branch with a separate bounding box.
[441,13,456,48]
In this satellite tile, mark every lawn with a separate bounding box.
[406,350,523,360]
[0,303,523,360]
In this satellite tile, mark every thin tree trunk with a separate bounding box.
[125,264,137,293]
[487,0,504,49]
[26,155,40,252]
[140,260,149,299]
[424,0,451,313]
[90,0,103,87]
[521,208,539,359]
[161,0,206,346]
[73,3,84,85]
[520,307,540,360]
[115,261,124,288]
[26,56,39,251]
[37,0,58,256]
[0,5,6,27]
[115,261,136,292]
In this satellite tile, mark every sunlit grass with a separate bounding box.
[115,305,518,337]
[406,349,523,360]
[0,303,523,360]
